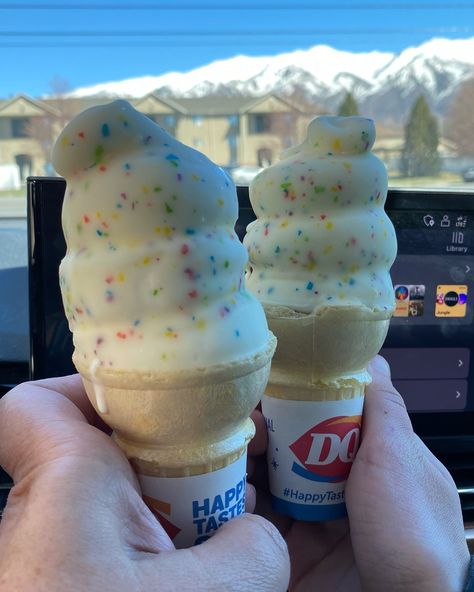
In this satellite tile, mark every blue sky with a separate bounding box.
[1,1,474,98]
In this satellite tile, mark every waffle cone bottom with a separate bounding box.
[74,333,276,477]
[264,303,392,399]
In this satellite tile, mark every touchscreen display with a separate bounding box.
[384,206,473,414]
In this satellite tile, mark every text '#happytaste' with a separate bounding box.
[283,487,345,504]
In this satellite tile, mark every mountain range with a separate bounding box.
[70,37,474,127]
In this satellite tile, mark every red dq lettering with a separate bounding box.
[290,416,362,482]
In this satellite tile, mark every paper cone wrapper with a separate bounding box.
[75,334,276,547]
[262,306,392,521]
[136,445,249,547]
[263,384,365,521]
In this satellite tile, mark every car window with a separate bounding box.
[1,1,474,371]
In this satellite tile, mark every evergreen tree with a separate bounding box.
[400,95,441,177]
[337,92,359,116]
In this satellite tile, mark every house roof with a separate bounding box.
[0,94,61,117]
[133,93,187,114]
[167,95,253,115]
[158,93,304,115]
[2,91,305,119]
[43,95,116,113]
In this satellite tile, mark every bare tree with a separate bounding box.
[25,114,57,174]
[446,77,474,157]
[287,84,325,116]
[47,76,76,128]
[26,77,76,174]
[270,108,299,150]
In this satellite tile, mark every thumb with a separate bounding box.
[148,514,290,592]
[345,354,416,505]
[353,355,453,486]
[361,354,413,443]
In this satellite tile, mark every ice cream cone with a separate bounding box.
[52,99,276,546]
[243,116,397,520]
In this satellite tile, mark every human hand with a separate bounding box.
[0,375,290,592]
[249,356,470,592]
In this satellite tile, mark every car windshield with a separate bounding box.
[1,1,474,371]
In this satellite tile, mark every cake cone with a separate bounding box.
[261,306,390,520]
[76,336,276,546]
[243,116,397,520]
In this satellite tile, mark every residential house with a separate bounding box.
[0,94,60,181]
[135,92,309,167]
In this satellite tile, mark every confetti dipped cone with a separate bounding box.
[244,116,397,520]
[53,99,277,547]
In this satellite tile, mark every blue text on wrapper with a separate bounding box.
[192,475,246,545]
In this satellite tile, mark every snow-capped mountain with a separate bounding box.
[71,37,474,126]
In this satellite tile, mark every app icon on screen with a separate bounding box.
[394,284,425,317]
[435,285,468,317]
[394,285,409,301]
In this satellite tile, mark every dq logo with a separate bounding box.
[290,415,361,483]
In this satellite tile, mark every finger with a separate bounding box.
[245,482,256,512]
[146,514,290,592]
[35,374,96,422]
[350,354,415,482]
[346,354,424,513]
[346,355,415,502]
[0,378,134,485]
[24,374,111,433]
[248,409,267,457]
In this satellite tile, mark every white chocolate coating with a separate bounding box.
[53,100,270,372]
[244,116,397,314]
